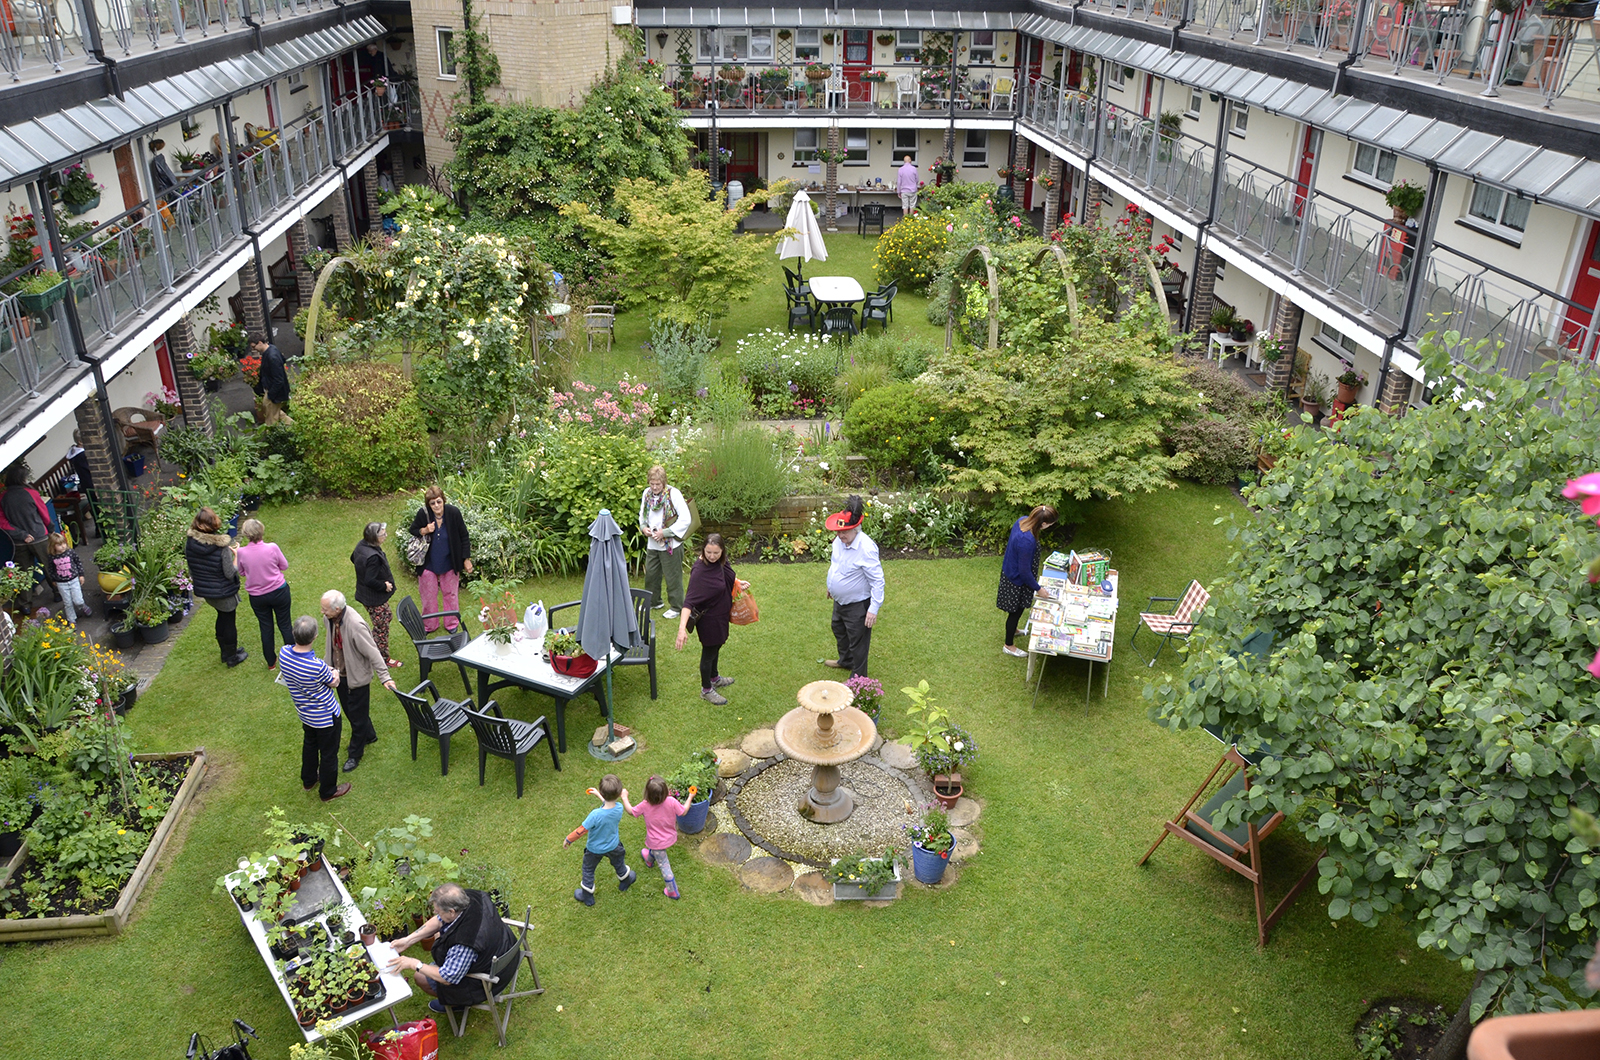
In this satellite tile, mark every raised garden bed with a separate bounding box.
[0,750,207,941]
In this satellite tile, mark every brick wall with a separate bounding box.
[1264,298,1302,390]
[236,262,268,341]
[1186,248,1219,354]
[167,317,216,437]
[1083,178,1104,226]
[362,159,381,234]
[288,220,315,305]
[1009,135,1029,203]
[73,398,126,533]
[1377,368,1413,414]
[329,183,354,252]
[1041,155,1064,233]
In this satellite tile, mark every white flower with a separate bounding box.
[952,740,964,752]
[819,461,830,471]
[1093,411,1105,419]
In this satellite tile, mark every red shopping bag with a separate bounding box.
[365,1018,439,1060]
[729,579,759,626]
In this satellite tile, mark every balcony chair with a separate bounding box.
[397,595,473,697]
[391,679,473,776]
[990,76,1016,111]
[819,306,857,342]
[439,905,544,1046]
[860,283,896,332]
[1130,579,1210,665]
[895,73,919,109]
[825,67,847,109]
[464,701,560,797]
[857,202,886,236]
[584,304,615,353]
[111,407,166,470]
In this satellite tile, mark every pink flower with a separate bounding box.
[1564,473,1600,521]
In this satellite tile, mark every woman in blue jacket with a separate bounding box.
[998,505,1057,657]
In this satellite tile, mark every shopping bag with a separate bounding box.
[523,600,548,645]
[729,579,759,626]
[365,1018,439,1060]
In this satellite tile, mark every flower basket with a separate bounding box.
[804,63,831,81]
[17,280,67,314]
[551,651,596,678]
[64,194,100,216]
[830,858,901,900]
[719,66,745,82]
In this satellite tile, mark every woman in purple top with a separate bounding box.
[236,517,292,668]
[998,504,1057,657]
[675,533,737,705]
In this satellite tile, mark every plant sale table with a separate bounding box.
[223,859,412,1043]
[451,632,622,754]
[1025,557,1119,706]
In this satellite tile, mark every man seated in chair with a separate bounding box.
[386,883,517,1013]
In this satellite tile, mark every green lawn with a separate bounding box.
[573,228,946,383]
[0,484,1468,1058]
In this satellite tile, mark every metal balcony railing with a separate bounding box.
[662,62,1018,115]
[0,85,386,413]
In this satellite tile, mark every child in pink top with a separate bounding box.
[623,775,688,899]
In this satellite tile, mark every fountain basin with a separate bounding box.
[772,681,878,824]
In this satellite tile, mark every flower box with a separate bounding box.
[17,280,68,314]
[830,859,901,900]
[0,750,207,941]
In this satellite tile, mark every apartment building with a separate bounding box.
[0,0,422,507]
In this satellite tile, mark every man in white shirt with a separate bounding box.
[820,496,884,677]
[638,466,691,619]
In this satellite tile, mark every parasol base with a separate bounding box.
[588,733,637,762]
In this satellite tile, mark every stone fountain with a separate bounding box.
[772,680,878,823]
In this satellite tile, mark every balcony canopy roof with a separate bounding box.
[1018,15,1600,219]
[0,15,385,189]
[637,6,1026,29]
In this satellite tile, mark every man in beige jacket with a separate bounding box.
[321,589,397,774]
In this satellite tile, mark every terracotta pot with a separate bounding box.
[1337,381,1359,405]
[1467,1009,1600,1060]
[360,925,377,946]
[933,773,963,810]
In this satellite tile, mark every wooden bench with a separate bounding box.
[268,253,301,312]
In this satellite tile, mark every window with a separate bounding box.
[1230,103,1248,135]
[1319,320,1360,355]
[698,28,769,62]
[1108,63,1124,89]
[968,30,995,64]
[846,129,868,164]
[1467,182,1531,235]
[845,29,869,63]
[794,29,820,61]
[1352,144,1398,185]
[1187,87,1201,116]
[893,128,918,164]
[793,128,818,163]
[436,27,456,79]
[896,29,921,64]
[962,129,987,167]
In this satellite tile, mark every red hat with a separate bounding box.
[824,495,864,532]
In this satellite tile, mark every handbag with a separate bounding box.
[729,579,759,626]
[404,530,431,566]
[366,1018,439,1060]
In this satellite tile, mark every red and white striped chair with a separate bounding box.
[1131,580,1210,666]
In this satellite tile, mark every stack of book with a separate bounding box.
[1027,569,1118,659]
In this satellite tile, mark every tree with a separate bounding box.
[562,170,786,323]
[922,305,1196,522]
[1149,332,1600,1037]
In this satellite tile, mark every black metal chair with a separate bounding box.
[861,283,897,332]
[547,594,655,698]
[397,595,472,697]
[439,904,544,1046]
[391,679,473,775]
[819,306,857,342]
[786,286,817,332]
[464,701,559,796]
[858,202,886,236]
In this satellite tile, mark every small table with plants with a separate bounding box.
[1025,552,1119,705]
[451,631,621,754]
[223,848,413,1042]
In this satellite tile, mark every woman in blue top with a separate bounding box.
[998,504,1057,657]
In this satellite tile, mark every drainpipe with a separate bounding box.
[1331,0,1373,96]
[1375,164,1447,406]
[1172,0,1194,48]
[79,1,123,100]
[1182,95,1233,335]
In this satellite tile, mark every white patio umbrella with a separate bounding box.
[776,189,828,280]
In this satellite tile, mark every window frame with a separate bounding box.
[962,128,988,167]
[895,29,922,64]
[794,28,821,61]
[968,30,995,64]
[698,28,770,63]
[1317,320,1360,356]
[1186,87,1201,117]
[1230,102,1248,136]
[436,27,457,80]
[1466,182,1531,238]
[793,128,819,164]
[1351,143,1398,186]
[1108,63,1124,90]
[893,128,918,165]
[845,128,869,164]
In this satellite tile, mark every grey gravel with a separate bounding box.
[733,757,921,863]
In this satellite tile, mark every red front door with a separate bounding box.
[1563,220,1600,357]
[1066,51,1083,90]
[154,335,176,394]
[1141,75,1155,118]
[842,30,870,98]
[1293,126,1319,217]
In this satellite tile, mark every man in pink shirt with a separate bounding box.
[897,155,920,216]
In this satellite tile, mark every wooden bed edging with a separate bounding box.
[0,749,207,942]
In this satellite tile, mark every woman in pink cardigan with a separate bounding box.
[236,518,292,668]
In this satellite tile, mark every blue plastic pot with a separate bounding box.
[676,796,711,835]
[911,840,951,885]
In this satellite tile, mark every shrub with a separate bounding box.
[294,362,431,495]
[1164,416,1256,485]
[846,331,939,382]
[527,424,653,547]
[681,427,790,522]
[873,213,948,292]
[834,362,891,413]
[844,382,949,470]
[651,316,716,405]
[734,328,841,410]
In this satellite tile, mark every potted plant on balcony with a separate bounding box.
[876,33,895,46]
[174,148,202,173]
[1541,0,1600,18]
[1385,177,1425,221]
[60,164,102,216]
[718,64,745,82]
[804,61,830,81]
[1231,317,1255,343]
[861,69,888,84]
[1209,303,1238,335]
[1335,367,1368,405]
[16,270,66,314]
[1301,371,1330,418]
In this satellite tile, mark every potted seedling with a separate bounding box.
[16,270,67,314]
[669,749,718,834]
[826,849,903,899]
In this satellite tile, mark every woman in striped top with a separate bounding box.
[278,614,350,802]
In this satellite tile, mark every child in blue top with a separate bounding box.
[564,774,636,906]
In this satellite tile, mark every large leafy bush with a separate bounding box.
[295,362,430,495]
[843,382,951,471]
[681,427,790,522]
[873,212,948,292]
[528,424,653,544]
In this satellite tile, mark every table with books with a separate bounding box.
[1025,550,1119,705]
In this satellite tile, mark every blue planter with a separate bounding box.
[676,797,711,835]
[910,840,951,885]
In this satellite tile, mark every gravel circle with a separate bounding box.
[732,757,922,865]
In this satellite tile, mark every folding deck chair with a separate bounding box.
[1130,579,1209,665]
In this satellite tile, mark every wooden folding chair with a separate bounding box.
[1138,725,1322,947]
[441,905,544,1046]
[1131,579,1209,665]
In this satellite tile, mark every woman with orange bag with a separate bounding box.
[675,533,738,705]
